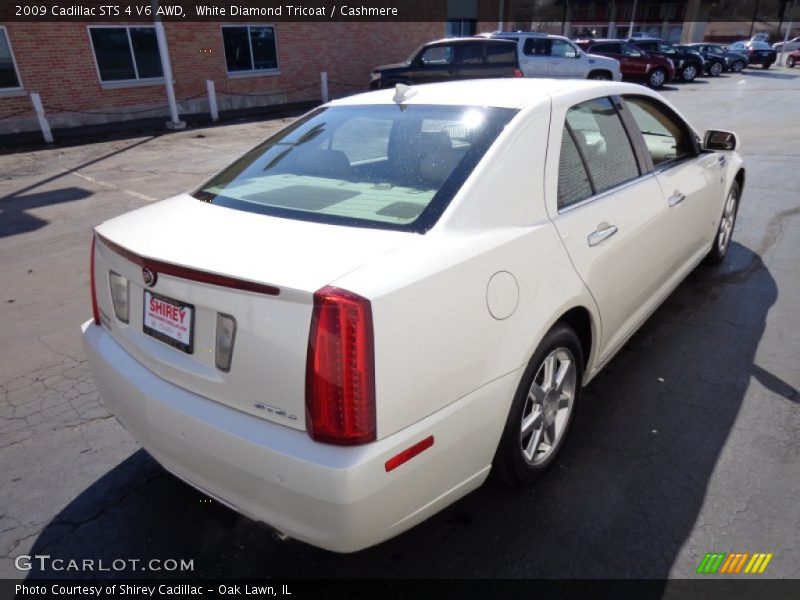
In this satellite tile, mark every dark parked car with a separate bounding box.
[786,48,800,68]
[677,44,726,76]
[369,38,521,89]
[686,43,749,73]
[575,39,675,88]
[727,40,777,68]
[628,38,705,82]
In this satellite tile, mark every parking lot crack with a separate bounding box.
[33,471,165,555]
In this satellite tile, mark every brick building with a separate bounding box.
[0,21,451,139]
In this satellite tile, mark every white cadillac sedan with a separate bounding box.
[83,79,744,552]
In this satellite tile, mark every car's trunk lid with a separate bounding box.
[93,194,412,430]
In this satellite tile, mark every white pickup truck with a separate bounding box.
[482,32,622,81]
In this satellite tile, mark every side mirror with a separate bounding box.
[574,50,582,58]
[704,129,738,151]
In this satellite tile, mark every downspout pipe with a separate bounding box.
[152,0,184,129]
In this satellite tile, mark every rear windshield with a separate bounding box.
[194,104,517,233]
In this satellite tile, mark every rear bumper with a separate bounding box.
[82,321,515,552]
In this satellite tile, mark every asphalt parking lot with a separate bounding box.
[1,67,798,581]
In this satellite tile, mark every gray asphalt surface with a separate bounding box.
[1,68,799,581]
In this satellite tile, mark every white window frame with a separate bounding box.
[221,24,281,78]
[0,26,25,96]
[87,25,165,89]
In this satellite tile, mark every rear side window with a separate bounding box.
[557,128,594,209]
[523,38,550,56]
[564,97,640,195]
[194,105,517,233]
[485,42,516,64]
[624,96,695,166]
[454,43,483,65]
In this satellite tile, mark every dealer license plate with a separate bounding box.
[143,291,194,354]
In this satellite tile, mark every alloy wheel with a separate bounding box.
[710,62,723,76]
[520,348,577,466]
[717,186,738,255]
[649,68,666,88]
[732,60,744,72]
[682,65,697,81]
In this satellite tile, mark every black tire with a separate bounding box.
[732,60,745,72]
[788,56,796,68]
[709,61,724,76]
[587,70,612,80]
[763,62,772,69]
[647,67,667,88]
[704,180,740,265]
[680,64,698,81]
[493,324,584,486]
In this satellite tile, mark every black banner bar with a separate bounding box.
[5,579,800,600]
[0,0,794,23]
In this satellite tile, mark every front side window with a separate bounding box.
[420,45,453,65]
[565,97,640,195]
[194,104,517,233]
[551,39,578,58]
[0,27,21,89]
[89,27,163,82]
[624,96,695,166]
[657,42,677,54]
[222,25,278,73]
[621,43,643,57]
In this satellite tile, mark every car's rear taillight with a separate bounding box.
[306,286,376,445]
[90,236,100,325]
[513,68,523,78]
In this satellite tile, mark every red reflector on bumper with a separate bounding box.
[385,436,434,472]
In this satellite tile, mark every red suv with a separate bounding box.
[575,39,675,88]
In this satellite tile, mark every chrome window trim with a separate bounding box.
[557,172,657,215]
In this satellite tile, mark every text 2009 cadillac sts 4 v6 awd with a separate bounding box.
[83,79,744,552]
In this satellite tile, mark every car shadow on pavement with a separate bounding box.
[0,135,157,238]
[740,70,799,79]
[25,241,776,580]
[0,187,93,238]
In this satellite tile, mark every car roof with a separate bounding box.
[425,37,515,45]
[328,79,654,111]
[483,31,565,40]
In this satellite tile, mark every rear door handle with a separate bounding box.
[668,190,686,207]
[587,224,619,247]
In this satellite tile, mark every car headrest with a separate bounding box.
[294,148,352,180]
